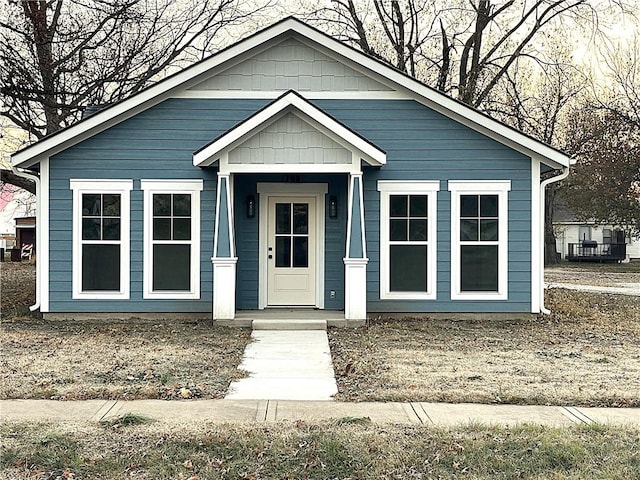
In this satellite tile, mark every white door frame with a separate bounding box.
[257,183,327,309]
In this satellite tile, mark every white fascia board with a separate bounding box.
[193,91,386,167]
[10,20,300,168]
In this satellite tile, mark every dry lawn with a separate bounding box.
[2,421,639,479]
[0,262,251,400]
[545,262,640,288]
[2,261,640,405]
[330,288,640,406]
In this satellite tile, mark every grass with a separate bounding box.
[1,262,251,400]
[2,261,639,406]
[1,421,638,479]
[329,289,640,406]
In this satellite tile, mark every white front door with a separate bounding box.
[267,196,316,305]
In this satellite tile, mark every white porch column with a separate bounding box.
[344,172,368,320]
[212,173,237,320]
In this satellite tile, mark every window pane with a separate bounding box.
[480,195,498,217]
[173,194,191,216]
[293,236,308,267]
[390,219,407,241]
[460,195,478,217]
[82,244,120,291]
[409,195,427,217]
[275,236,291,267]
[82,218,101,240]
[409,219,427,241]
[390,245,427,292]
[293,203,308,234]
[102,218,121,241]
[173,218,191,240]
[153,194,171,216]
[276,203,291,234]
[461,245,498,291]
[102,194,121,217]
[82,194,101,216]
[153,218,171,240]
[480,219,498,241]
[460,219,478,241]
[390,195,407,217]
[153,244,190,291]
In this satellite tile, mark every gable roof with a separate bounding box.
[11,16,571,170]
[193,90,386,168]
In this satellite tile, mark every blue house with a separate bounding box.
[11,18,570,323]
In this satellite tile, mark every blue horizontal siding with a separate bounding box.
[47,98,533,314]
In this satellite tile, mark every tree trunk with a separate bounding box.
[544,183,560,265]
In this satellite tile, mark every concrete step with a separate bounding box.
[252,319,327,330]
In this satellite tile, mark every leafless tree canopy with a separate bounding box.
[0,0,269,141]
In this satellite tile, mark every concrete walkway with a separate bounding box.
[545,283,640,296]
[1,399,639,427]
[225,329,338,401]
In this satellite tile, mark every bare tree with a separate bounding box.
[1,0,269,141]
[309,0,634,108]
[563,33,640,237]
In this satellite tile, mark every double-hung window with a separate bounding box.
[141,180,202,299]
[449,180,510,300]
[70,179,132,299]
[378,181,439,299]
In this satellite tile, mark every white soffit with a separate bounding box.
[192,90,386,167]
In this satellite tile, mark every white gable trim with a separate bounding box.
[11,17,570,170]
[193,90,386,171]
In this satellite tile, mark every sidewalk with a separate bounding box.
[545,282,640,296]
[1,399,639,427]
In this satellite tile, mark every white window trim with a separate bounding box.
[141,179,203,299]
[449,180,511,301]
[70,179,133,300]
[378,181,440,300]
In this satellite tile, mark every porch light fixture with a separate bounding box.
[246,195,255,218]
[329,195,338,218]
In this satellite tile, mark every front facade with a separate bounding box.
[11,19,570,321]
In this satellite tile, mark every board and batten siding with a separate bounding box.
[48,98,532,313]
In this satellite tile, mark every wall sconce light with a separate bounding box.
[329,195,338,219]
[246,195,255,218]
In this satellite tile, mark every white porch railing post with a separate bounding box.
[344,172,368,321]
[212,173,237,320]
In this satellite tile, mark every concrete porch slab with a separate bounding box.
[252,319,327,330]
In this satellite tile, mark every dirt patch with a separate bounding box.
[0,262,251,400]
[330,289,640,406]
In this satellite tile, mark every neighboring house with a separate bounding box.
[554,204,639,262]
[10,18,571,322]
